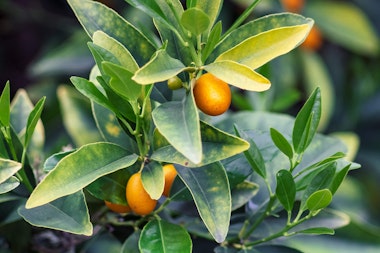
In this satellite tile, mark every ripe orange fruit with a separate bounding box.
[162,164,178,197]
[193,73,231,116]
[301,26,323,51]
[126,172,157,215]
[104,200,131,214]
[280,0,304,13]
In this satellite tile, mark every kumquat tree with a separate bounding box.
[1,0,366,252]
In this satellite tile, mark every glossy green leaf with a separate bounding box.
[102,61,143,102]
[57,85,103,146]
[181,8,210,36]
[330,164,351,195]
[92,30,138,72]
[0,81,10,127]
[204,60,271,91]
[25,142,138,208]
[121,231,141,253]
[141,161,164,200]
[195,0,222,32]
[231,181,259,211]
[152,92,201,164]
[305,1,379,55]
[202,21,222,62]
[86,169,132,205]
[24,97,45,148]
[292,87,321,154]
[152,121,249,167]
[92,102,138,153]
[0,158,22,184]
[209,13,314,63]
[0,176,20,194]
[139,219,192,253]
[235,126,266,178]
[214,23,313,70]
[10,89,45,150]
[133,49,187,85]
[295,227,335,235]
[176,162,231,243]
[270,128,293,160]
[67,0,155,65]
[300,164,335,212]
[276,170,296,211]
[306,189,333,211]
[19,190,92,236]
[301,50,334,131]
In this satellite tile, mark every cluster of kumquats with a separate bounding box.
[281,0,323,51]
[105,164,177,215]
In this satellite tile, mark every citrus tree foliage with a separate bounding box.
[0,0,360,252]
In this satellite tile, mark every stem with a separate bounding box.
[221,0,262,41]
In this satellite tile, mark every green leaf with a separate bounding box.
[133,49,187,85]
[276,170,296,211]
[295,227,335,235]
[235,126,266,178]
[86,168,132,205]
[141,161,164,200]
[0,81,10,127]
[0,158,22,184]
[67,0,155,65]
[202,21,222,62]
[121,231,141,253]
[43,150,75,172]
[204,60,271,91]
[292,87,321,154]
[195,0,222,32]
[306,189,333,211]
[301,51,334,131]
[139,219,192,253]
[0,176,20,194]
[181,8,210,36]
[176,162,231,243]
[330,164,351,195]
[270,128,294,160]
[152,92,202,164]
[214,23,313,70]
[25,142,138,208]
[102,61,143,102]
[57,85,103,146]
[152,121,249,167]
[305,1,379,55]
[92,102,138,153]
[24,97,45,148]
[92,30,138,72]
[209,13,314,63]
[19,190,92,236]
[231,181,259,211]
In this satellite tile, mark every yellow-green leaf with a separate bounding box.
[204,60,270,91]
[215,23,313,70]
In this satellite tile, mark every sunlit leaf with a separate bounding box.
[141,161,164,200]
[307,189,333,211]
[0,159,22,184]
[181,8,210,36]
[204,60,270,91]
[26,142,138,208]
[0,176,20,194]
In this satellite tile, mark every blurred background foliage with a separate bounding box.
[1,0,380,252]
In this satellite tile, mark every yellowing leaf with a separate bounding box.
[215,23,313,70]
[204,60,270,91]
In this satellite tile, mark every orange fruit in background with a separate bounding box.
[301,26,323,51]
[126,172,157,216]
[193,73,231,116]
[280,0,304,13]
[104,200,131,214]
[162,164,178,197]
